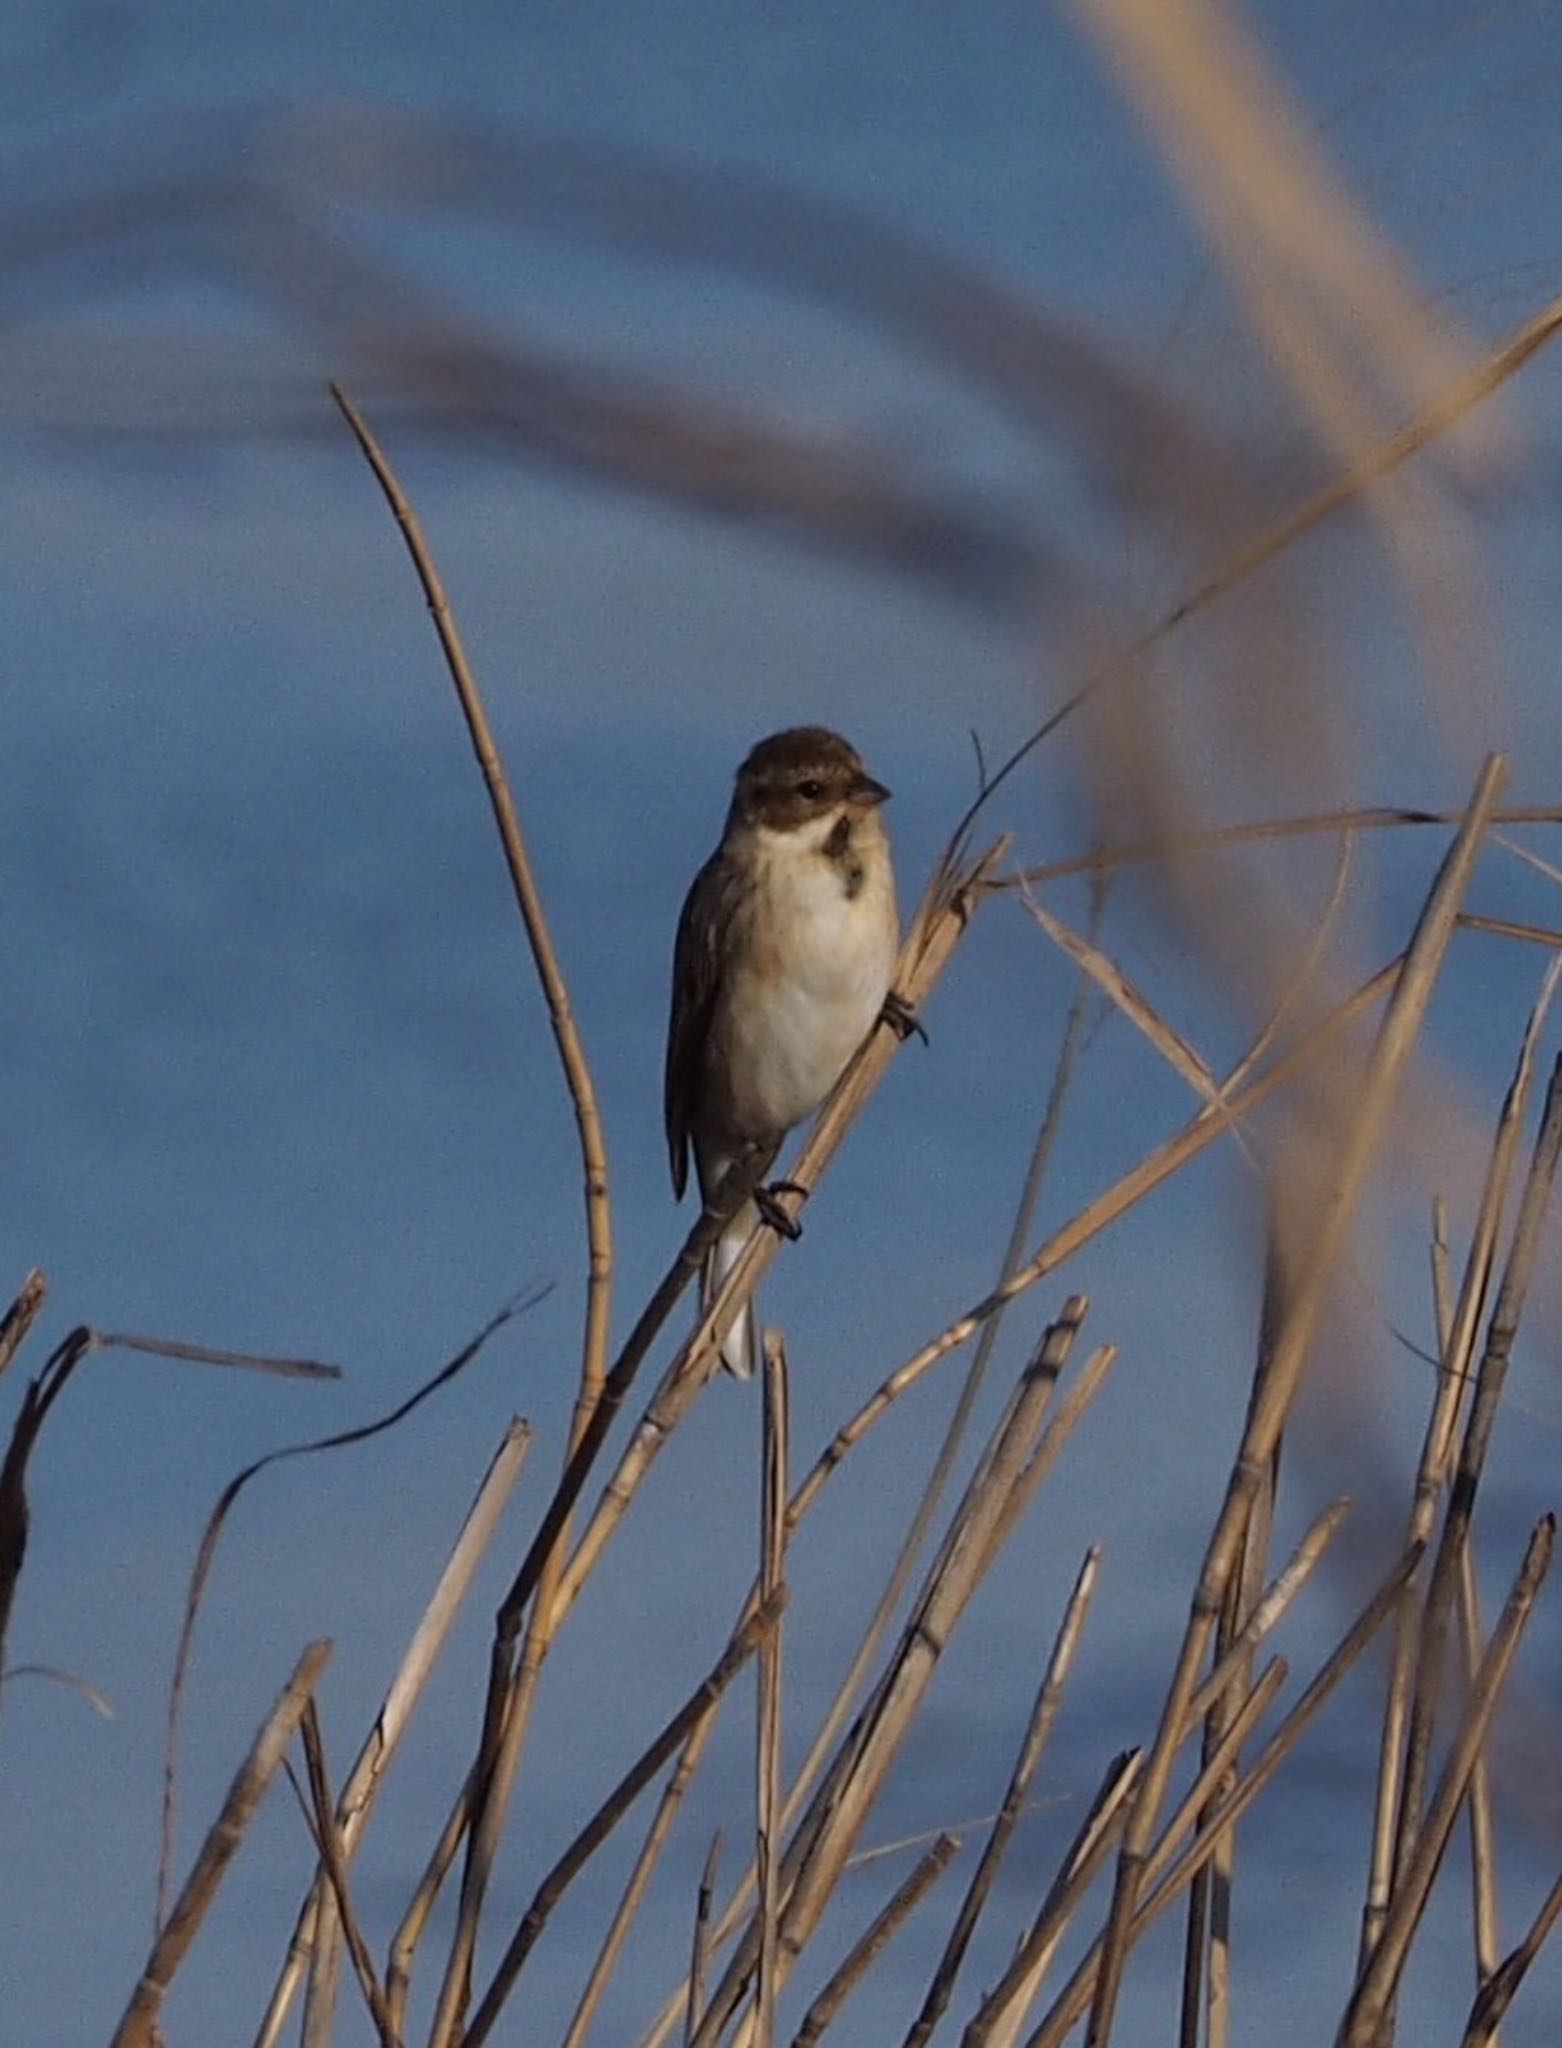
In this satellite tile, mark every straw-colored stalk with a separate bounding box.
[330,381,617,2048]
[1341,1516,1556,2048]
[965,1751,1143,2048]
[793,1833,961,2047]
[110,1641,332,2048]
[1395,1058,1562,1866]
[1028,1538,1425,2047]
[1361,960,1561,1967]
[1083,756,1506,2048]
[461,1590,785,2048]
[905,1547,1101,2047]
[252,1418,532,2048]
[295,1701,403,2048]
[689,1306,1101,2047]
[754,1335,791,2048]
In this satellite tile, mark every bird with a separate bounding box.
[664,726,902,1378]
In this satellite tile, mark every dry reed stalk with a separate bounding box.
[1178,1497,1347,1732]
[1455,1546,1501,2002]
[905,1547,1101,2047]
[295,1701,403,2048]
[1068,0,1471,438]
[0,1324,94,1734]
[251,1418,532,2048]
[791,951,1405,1526]
[1461,1865,1562,2047]
[386,1762,480,2032]
[95,1331,341,1380]
[1029,1538,1425,2048]
[1340,1516,1556,2048]
[1082,755,1506,2048]
[461,1589,785,2048]
[110,1640,332,2048]
[1024,897,1219,1105]
[755,1336,791,2048]
[560,1718,723,2048]
[382,1213,734,2035]
[1361,958,1562,1966]
[783,889,1106,1949]
[329,382,613,1404]
[792,1833,961,2047]
[1429,1196,1502,2002]
[331,379,618,2048]
[1388,1060,1562,1908]
[688,1308,1098,2048]
[686,1831,725,2048]
[160,1294,531,1937]
[1179,1237,1291,2048]
[944,284,1562,880]
[967,1750,1143,2048]
[638,1338,1117,2048]
[1016,807,1562,894]
[0,1270,47,1382]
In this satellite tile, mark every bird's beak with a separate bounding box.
[850,773,891,808]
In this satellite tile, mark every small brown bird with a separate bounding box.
[665,727,901,1377]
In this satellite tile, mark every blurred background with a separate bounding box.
[4,2,1562,2041]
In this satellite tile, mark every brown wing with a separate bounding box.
[665,850,743,1199]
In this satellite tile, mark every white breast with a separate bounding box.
[720,816,898,1138]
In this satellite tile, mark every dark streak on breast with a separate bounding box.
[823,813,866,899]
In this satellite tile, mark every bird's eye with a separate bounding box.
[797,778,824,800]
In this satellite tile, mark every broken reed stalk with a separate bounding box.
[1341,1516,1557,2048]
[1028,1538,1425,2048]
[0,1270,47,1384]
[1461,1863,1562,2047]
[1425,1197,1503,1996]
[786,899,1105,1958]
[601,944,1415,2048]
[461,1590,785,2048]
[252,1418,532,2048]
[788,949,1406,1528]
[634,1331,1116,2048]
[0,1324,93,1723]
[296,1702,403,2048]
[560,1717,726,2048]
[1082,755,1508,2048]
[1389,1058,1562,1901]
[792,1833,961,2047]
[687,1305,1100,2048]
[111,1641,332,2048]
[1454,1545,1501,1997]
[686,1832,725,2048]
[1362,957,1562,1968]
[905,1547,1101,2047]
[964,1751,1143,2048]
[1180,1237,1291,2048]
[755,1337,791,2048]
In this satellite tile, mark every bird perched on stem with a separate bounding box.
[665,727,903,1378]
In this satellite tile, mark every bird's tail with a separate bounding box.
[702,1210,762,1381]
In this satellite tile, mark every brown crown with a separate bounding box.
[729,726,890,830]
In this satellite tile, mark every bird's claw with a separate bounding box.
[755,1182,806,1241]
[881,991,927,1045]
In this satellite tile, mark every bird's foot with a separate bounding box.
[881,991,928,1045]
[755,1181,806,1241]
